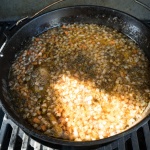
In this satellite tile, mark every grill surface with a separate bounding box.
[0,21,150,150]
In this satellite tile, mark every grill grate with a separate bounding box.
[0,21,150,150]
[0,115,55,150]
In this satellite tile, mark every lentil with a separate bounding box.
[9,24,150,141]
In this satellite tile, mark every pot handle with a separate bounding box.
[134,0,150,11]
[16,0,65,25]
[0,0,65,57]
[0,35,7,57]
[0,21,27,57]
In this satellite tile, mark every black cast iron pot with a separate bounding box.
[0,6,150,150]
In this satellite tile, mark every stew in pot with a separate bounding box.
[8,23,150,141]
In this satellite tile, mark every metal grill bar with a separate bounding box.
[42,145,55,150]
[32,140,41,149]
[97,147,104,150]
[0,115,8,149]
[143,123,150,150]
[8,124,19,150]
[131,131,140,150]
[20,133,29,150]
[118,137,126,150]
[103,144,112,150]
